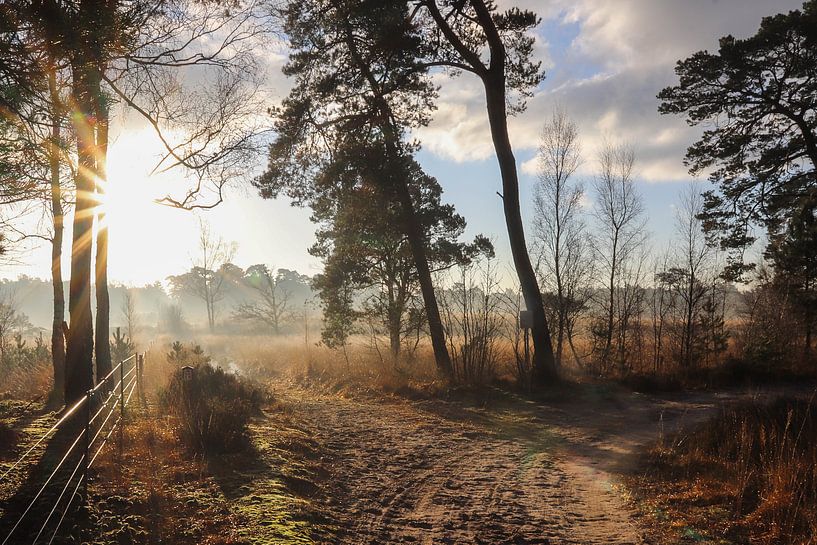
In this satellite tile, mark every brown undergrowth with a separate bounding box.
[84,412,246,545]
[630,395,817,545]
[83,399,330,545]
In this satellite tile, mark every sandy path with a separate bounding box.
[281,387,663,544]
[275,383,807,544]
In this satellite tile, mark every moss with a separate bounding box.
[213,418,325,544]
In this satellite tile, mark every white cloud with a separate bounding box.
[418,0,804,182]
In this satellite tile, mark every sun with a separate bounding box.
[98,127,200,285]
[101,131,162,223]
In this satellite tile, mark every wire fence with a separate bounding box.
[0,350,149,545]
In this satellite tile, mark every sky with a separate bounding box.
[0,0,804,287]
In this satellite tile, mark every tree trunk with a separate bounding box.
[805,281,813,359]
[65,60,97,403]
[603,232,618,369]
[554,211,564,368]
[391,175,453,378]
[94,99,112,380]
[567,330,583,368]
[389,322,401,359]
[483,78,557,385]
[336,9,453,379]
[386,284,401,360]
[555,309,565,368]
[208,295,215,332]
[47,66,65,404]
[388,317,401,360]
[684,275,695,368]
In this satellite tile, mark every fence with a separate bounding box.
[0,350,148,545]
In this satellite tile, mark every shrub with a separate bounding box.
[159,364,264,454]
[110,327,136,364]
[166,341,210,367]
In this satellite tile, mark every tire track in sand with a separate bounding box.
[282,387,648,544]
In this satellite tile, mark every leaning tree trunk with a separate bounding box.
[65,60,97,404]
[483,78,557,385]
[47,65,65,404]
[391,174,453,378]
[336,10,453,379]
[94,99,112,380]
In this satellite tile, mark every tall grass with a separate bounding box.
[649,396,817,544]
[0,358,52,401]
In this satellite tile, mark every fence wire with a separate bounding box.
[0,351,146,545]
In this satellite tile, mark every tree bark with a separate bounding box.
[483,78,557,384]
[47,65,65,404]
[386,283,402,359]
[603,230,618,370]
[391,175,452,378]
[684,273,695,368]
[94,97,112,380]
[65,59,97,403]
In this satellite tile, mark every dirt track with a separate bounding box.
[271,382,811,545]
[274,382,746,545]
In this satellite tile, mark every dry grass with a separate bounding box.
[147,334,453,396]
[86,411,249,545]
[633,395,817,544]
[0,359,52,401]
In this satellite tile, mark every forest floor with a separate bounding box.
[241,379,806,545]
[2,380,810,544]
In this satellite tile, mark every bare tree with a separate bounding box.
[192,220,235,332]
[233,265,293,335]
[650,250,675,374]
[615,246,650,373]
[591,141,647,372]
[497,282,533,390]
[0,292,18,362]
[439,257,505,384]
[659,182,715,368]
[676,184,711,367]
[121,288,138,344]
[532,109,594,369]
[104,0,270,210]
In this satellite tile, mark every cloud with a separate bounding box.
[417,0,804,182]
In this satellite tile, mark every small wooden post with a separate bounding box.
[120,356,126,417]
[83,390,92,502]
[137,353,146,408]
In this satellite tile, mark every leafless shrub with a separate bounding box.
[439,258,506,385]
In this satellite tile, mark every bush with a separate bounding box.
[159,364,264,454]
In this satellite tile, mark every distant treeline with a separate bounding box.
[0,266,315,334]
